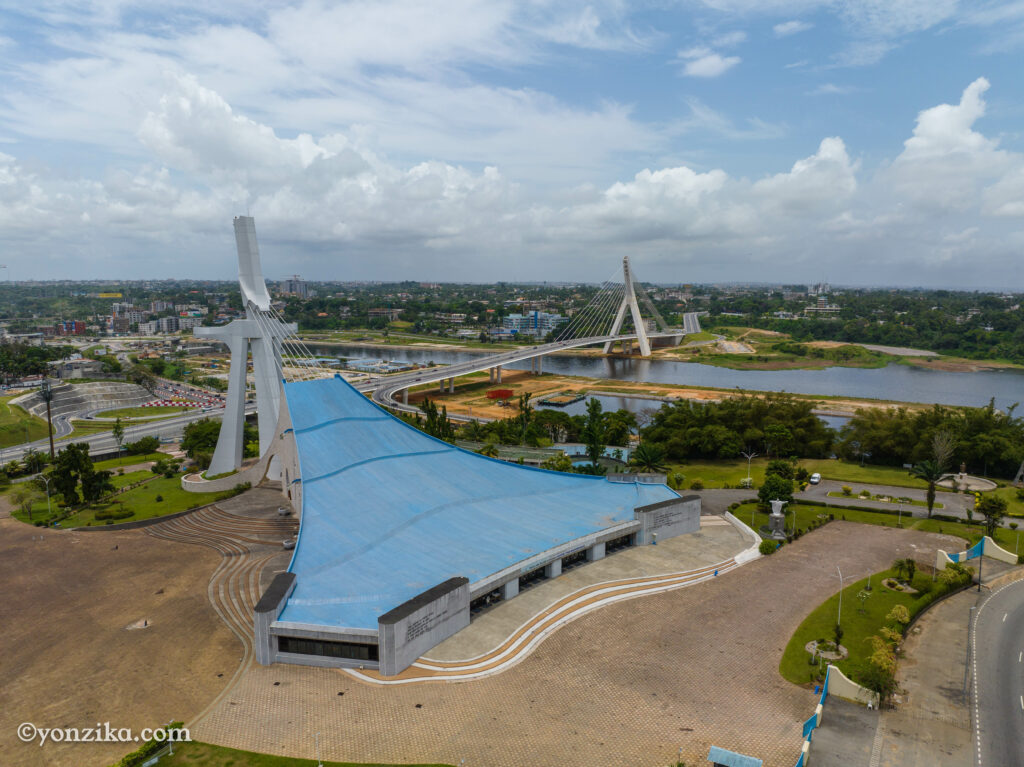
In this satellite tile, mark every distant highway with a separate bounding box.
[973,577,1024,767]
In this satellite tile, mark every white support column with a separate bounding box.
[206,333,248,475]
[489,367,494,383]
[501,579,519,600]
[587,542,606,562]
[402,389,409,405]
[544,559,561,579]
[496,366,502,383]
[448,377,455,393]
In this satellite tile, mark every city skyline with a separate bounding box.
[1,2,1023,286]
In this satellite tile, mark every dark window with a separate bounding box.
[278,636,379,662]
[605,533,634,554]
[470,588,503,616]
[518,566,547,592]
[561,549,587,570]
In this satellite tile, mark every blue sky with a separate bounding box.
[1,1,1024,287]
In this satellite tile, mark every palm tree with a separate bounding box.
[630,442,668,473]
[909,459,948,519]
[476,443,499,458]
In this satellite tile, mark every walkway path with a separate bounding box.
[144,490,295,728]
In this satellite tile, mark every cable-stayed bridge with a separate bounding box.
[193,217,701,475]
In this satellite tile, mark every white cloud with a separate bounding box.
[678,50,742,77]
[806,83,858,95]
[774,20,813,36]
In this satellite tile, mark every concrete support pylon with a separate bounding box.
[402,389,409,405]
[195,216,295,477]
[603,255,651,357]
[449,378,455,393]
[497,366,502,383]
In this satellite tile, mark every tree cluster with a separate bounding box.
[640,392,834,461]
[837,399,1024,478]
[48,443,114,506]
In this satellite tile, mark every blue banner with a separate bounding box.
[952,538,985,562]
[802,714,817,738]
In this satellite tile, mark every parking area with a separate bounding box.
[194,522,963,767]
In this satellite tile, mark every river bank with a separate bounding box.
[404,368,932,422]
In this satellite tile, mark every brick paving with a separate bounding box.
[195,523,962,767]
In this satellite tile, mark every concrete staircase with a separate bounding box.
[14,382,153,419]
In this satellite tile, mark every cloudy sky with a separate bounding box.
[1,1,1023,287]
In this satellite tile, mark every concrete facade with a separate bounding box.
[634,495,701,545]
[378,578,471,676]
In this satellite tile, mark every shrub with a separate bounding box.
[124,436,160,455]
[758,539,778,555]
[155,495,163,502]
[841,485,852,496]
[95,508,134,521]
[689,479,704,490]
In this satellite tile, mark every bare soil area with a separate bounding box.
[1,515,237,767]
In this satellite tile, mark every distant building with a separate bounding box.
[434,313,466,324]
[111,317,131,334]
[158,316,180,333]
[804,295,841,316]
[279,275,310,298]
[150,300,174,313]
[178,316,204,330]
[138,320,159,335]
[502,311,567,338]
[53,320,86,336]
[48,358,105,379]
[368,308,402,322]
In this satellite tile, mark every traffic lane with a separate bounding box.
[802,479,970,519]
[974,577,1024,767]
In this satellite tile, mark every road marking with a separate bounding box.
[1004,612,1008,622]
[1021,696,1023,711]
[1020,651,1022,663]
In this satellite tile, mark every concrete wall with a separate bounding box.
[378,577,470,676]
[825,664,880,708]
[633,495,700,545]
[254,572,297,666]
[983,536,1018,564]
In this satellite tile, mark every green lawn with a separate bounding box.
[667,457,935,491]
[109,469,153,489]
[11,474,232,528]
[0,394,50,448]
[92,452,166,471]
[986,485,1024,518]
[97,405,197,418]
[797,458,935,490]
[159,741,451,767]
[780,566,952,687]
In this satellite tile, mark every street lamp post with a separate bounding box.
[315,732,322,767]
[897,503,903,528]
[835,565,844,628]
[741,451,758,486]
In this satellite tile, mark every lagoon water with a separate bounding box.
[311,344,1024,412]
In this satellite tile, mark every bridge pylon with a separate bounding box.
[603,256,671,357]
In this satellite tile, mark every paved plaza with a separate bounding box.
[194,522,963,767]
[426,517,747,662]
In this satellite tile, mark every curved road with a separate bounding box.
[972,576,1024,767]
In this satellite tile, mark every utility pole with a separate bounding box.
[40,379,55,460]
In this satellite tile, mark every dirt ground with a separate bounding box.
[0,512,238,767]
[413,368,922,420]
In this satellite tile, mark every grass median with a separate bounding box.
[0,394,49,448]
[779,565,956,687]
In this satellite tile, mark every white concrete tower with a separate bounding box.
[604,256,652,357]
[194,217,295,476]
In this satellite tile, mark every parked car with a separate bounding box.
[809,473,822,485]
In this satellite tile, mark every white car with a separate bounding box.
[809,473,822,485]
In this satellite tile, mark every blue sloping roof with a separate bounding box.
[276,375,678,631]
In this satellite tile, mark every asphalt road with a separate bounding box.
[803,479,974,521]
[973,577,1024,767]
